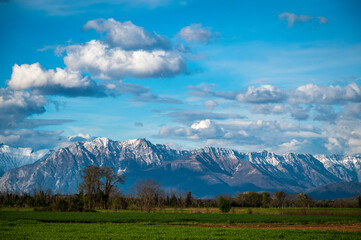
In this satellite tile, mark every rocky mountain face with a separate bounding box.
[0,137,360,198]
[0,144,49,176]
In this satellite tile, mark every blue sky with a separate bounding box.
[1,0,361,154]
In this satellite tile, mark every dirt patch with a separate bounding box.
[172,223,361,231]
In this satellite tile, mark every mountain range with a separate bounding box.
[0,144,50,177]
[0,137,360,198]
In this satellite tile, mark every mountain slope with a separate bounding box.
[307,181,361,200]
[0,144,49,176]
[0,138,189,193]
[0,137,360,197]
[314,154,361,182]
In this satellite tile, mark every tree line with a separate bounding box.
[1,165,361,212]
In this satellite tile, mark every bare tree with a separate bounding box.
[79,165,102,209]
[100,166,125,209]
[135,179,162,213]
[274,191,286,208]
[261,192,271,208]
[79,165,125,209]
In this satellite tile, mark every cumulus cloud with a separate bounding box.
[178,24,216,44]
[68,133,94,142]
[291,105,309,121]
[278,12,313,27]
[236,85,285,103]
[276,139,307,153]
[0,129,66,150]
[250,104,287,115]
[157,118,323,152]
[291,82,361,104]
[8,63,103,97]
[313,105,337,123]
[203,100,218,110]
[191,82,361,106]
[84,18,171,50]
[191,119,212,130]
[173,82,361,154]
[0,88,77,149]
[64,40,186,79]
[0,88,48,129]
[323,118,361,154]
[159,119,242,141]
[343,103,361,118]
[7,62,181,103]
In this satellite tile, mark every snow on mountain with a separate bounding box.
[0,138,360,197]
[0,138,190,193]
[0,144,50,176]
[314,154,361,182]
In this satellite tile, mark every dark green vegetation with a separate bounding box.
[218,196,232,213]
[1,166,361,213]
[2,220,361,240]
[1,211,361,240]
[1,211,361,225]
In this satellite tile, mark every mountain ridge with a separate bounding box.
[0,137,360,198]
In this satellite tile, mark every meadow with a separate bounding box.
[1,209,361,239]
[1,210,361,224]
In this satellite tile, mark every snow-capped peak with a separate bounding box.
[93,137,110,147]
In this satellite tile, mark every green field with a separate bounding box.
[1,210,361,239]
[1,211,360,224]
[1,220,361,240]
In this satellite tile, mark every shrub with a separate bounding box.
[53,199,69,212]
[218,197,231,213]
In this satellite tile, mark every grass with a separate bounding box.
[1,220,361,240]
[1,209,360,239]
[93,207,361,215]
[1,211,360,225]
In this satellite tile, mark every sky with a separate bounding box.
[0,0,361,155]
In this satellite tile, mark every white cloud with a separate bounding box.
[64,40,186,79]
[291,82,361,104]
[0,88,48,129]
[7,62,182,102]
[276,139,307,153]
[250,104,286,115]
[203,100,218,110]
[157,118,329,154]
[84,18,170,50]
[67,133,93,142]
[0,134,21,144]
[178,24,216,43]
[323,118,361,154]
[344,103,361,118]
[8,63,91,91]
[278,12,313,27]
[191,119,212,130]
[236,85,285,103]
[291,105,309,120]
[0,129,66,150]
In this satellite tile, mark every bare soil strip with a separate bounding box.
[172,223,361,231]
